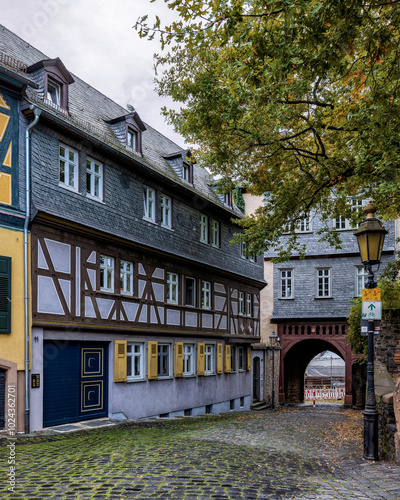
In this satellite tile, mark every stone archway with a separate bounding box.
[277,321,354,406]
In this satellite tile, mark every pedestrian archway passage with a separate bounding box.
[277,322,354,405]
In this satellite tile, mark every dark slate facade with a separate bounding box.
[0,25,265,431]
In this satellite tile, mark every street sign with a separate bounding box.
[361,319,381,336]
[362,288,381,301]
[362,301,382,320]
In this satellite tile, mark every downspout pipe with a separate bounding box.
[24,106,41,434]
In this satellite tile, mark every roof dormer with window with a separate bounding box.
[164,149,195,184]
[106,109,146,157]
[27,58,74,114]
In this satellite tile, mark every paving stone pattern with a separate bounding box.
[0,406,400,499]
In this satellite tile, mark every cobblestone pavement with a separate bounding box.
[0,405,399,499]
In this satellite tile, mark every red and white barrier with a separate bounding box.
[304,388,344,401]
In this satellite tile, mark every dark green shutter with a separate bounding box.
[0,256,11,333]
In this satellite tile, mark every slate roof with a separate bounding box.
[0,24,242,217]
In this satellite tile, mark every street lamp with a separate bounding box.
[269,331,279,409]
[353,201,387,461]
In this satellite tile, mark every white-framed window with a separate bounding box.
[335,198,367,230]
[166,272,178,304]
[223,191,232,207]
[204,344,215,374]
[143,187,156,223]
[200,214,209,243]
[201,281,211,309]
[158,343,171,378]
[47,78,61,105]
[238,347,245,371]
[280,269,293,299]
[246,293,253,317]
[161,194,172,229]
[127,128,138,151]
[100,255,114,292]
[316,268,331,298]
[183,344,195,376]
[127,343,144,380]
[238,291,245,315]
[59,144,78,190]
[86,158,103,200]
[120,260,134,296]
[185,277,196,307]
[356,266,368,297]
[241,240,255,261]
[297,217,311,233]
[211,219,220,248]
[230,346,237,372]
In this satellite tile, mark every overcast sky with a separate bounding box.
[2,0,185,146]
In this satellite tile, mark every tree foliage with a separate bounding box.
[136,1,400,258]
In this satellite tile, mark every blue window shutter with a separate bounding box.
[0,256,11,333]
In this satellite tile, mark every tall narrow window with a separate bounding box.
[59,144,78,190]
[317,268,331,298]
[211,219,220,248]
[86,158,103,200]
[158,344,171,377]
[127,128,138,151]
[127,343,144,380]
[143,187,156,223]
[100,255,114,292]
[161,194,172,229]
[183,344,195,376]
[200,214,209,243]
[205,344,215,374]
[280,269,293,298]
[201,281,211,309]
[185,277,196,307]
[166,272,178,304]
[238,291,245,315]
[120,260,134,295]
[238,347,245,371]
[246,293,253,317]
[356,267,368,297]
[230,346,237,372]
[335,216,346,230]
[182,163,192,182]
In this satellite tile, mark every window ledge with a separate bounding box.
[86,194,105,204]
[278,297,295,300]
[126,378,146,383]
[314,296,333,300]
[58,182,79,193]
[143,217,157,225]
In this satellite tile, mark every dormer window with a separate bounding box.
[182,163,192,183]
[27,58,74,113]
[47,78,61,105]
[127,128,138,151]
[223,191,232,207]
[106,109,146,156]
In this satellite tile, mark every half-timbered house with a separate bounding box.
[0,25,265,431]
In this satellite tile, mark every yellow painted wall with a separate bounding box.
[0,227,30,369]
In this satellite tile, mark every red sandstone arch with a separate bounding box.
[277,321,355,405]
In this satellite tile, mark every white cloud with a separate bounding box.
[2,0,185,146]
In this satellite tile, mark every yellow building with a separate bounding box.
[0,56,37,432]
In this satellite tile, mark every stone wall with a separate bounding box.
[378,394,397,463]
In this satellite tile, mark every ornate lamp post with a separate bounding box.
[269,331,279,409]
[353,202,387,460]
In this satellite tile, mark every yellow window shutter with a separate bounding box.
[224,345,231,373]
[197,343,205,376]
[147,341,158,380]
[174,342,183,377]
[114,340,127,382]
[246,346,251,371]
[216,343,223,374]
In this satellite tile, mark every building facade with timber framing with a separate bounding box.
[0,25,265,432]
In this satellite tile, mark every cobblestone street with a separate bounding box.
[1,405,399,499]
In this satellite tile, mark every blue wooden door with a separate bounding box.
[43,341,108,427]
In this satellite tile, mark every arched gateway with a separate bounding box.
[277,321,354,405]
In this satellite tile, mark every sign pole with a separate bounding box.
[363,318,379,460]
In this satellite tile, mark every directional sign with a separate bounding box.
[362,301,382,320]
[362,288,381,301]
